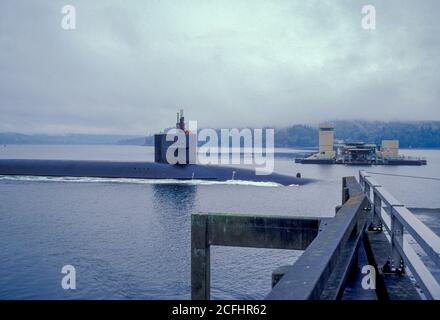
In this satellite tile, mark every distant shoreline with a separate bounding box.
[2,120,440,148]
[1,144,440,151]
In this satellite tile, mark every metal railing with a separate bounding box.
[267,176,368,300]
[359,170,440,299]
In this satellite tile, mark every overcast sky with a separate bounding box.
[1,0,439,134]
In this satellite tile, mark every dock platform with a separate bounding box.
[296,157,427,166]
[191,171,440,300]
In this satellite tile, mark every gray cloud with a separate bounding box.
[1,0,440,134]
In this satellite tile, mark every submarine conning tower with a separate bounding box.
[176,108,185,131]
[154,109,196,165]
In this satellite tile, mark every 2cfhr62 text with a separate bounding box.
[172,304,267,318]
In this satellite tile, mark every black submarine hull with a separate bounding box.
[0,159,313,186]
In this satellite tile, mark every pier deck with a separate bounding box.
[191,172,440,300]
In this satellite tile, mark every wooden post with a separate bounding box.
[191,214,210,300]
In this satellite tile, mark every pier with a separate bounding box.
[191,170,440,300]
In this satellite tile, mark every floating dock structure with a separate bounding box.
[296,124,427,165]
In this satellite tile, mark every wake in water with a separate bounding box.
[0,175,292,188]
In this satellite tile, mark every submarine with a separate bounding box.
[0,159,311,186]
[0,111,313,186]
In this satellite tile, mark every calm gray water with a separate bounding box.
[0,145,439,299]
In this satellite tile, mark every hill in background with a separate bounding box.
[274,121,440,148]
[0,133,143,145]
[1,121,439,148]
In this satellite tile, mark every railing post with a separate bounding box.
[385,207,405,273]
[369,188,383,231]
[364,183,371,201]
[342,177,349,204]
[359,171,364,188]
[359,170,368,192]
